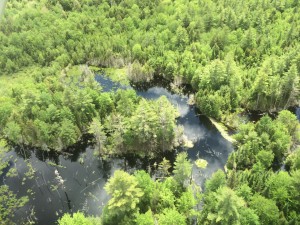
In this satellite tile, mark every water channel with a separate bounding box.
[3,75,234,224]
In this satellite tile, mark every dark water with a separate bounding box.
[136,86,232,181]
[3,76,233,224]
[295,107,300,121]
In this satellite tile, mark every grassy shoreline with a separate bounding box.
[209,117,236,143]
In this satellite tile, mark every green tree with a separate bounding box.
[276,110,299,140]
[173,152,192,187]
[0,99,13,129]
[176,187,197,218]
[104,170,144,215]
[3,121,22,144]
[59,118,80,149]
[157,208,186,225]
[58,212,101,225]
[250,194,280,225]
[286,147,300,170]
[150,179,176,213]
[255,150,274,169]
[290,170,300,212]
[206,187,246,225]
[88,118,107,155]
[157,157,171,178]
[205,169,226,192]
[132,43,144,62]
[236,184,253,202]
[266,171,292,210]
[134,170,155,212]
[135,210,154,225]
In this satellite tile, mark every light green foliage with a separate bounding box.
[88,119,107,155]
[286,147,300,170]
[250,194,280,225]
[134,170,155,212]
[290,170,300,212]
[102,93,180,157]
[157,208,186,225]
[104,170,144,214]
[228,111,295,171]
[0,139,9,174]
[122,96,179,156]
[205,169,226,192]
[1,1,300,225]
[176,188,197,218]
[206,187,246,225]
[59,118,80,147]
[195,159,208,169]
[276,110,300,141]
[200,186,260,225]
[0,66,104,150]
[150,179,176,213]
[3,121,22,143]
[135,210,155,225]
[114,89,139,117]
[173,152,192,187]
[157,157,172,178]
[0,98,13,128]
[239,207,260,225]
[0,67,181,156]
[266,171,292,209]
[132,44,144,62]
[255,150,274,169]
[195,58,242,120]
[201,184,259,225]
[58,212,101,225]
[1,0,299,123]
[236,184,253,202]
[224,110,299,224]
[102,169,198,224]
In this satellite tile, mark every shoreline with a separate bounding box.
[208,117,236,143]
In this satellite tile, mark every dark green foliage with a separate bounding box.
[102,168,197,225]
[1,1,300,225]
[97,94,180,156]
[250,194,280,225]
[0,66,103,150]
[173,152,192,187]
[205,169,226,192]
[1,0,299,123]
[286,147,300,170]
[0,66,181,155]
[266,171,292,210]
[199,186,259,225]
[228,110,297,170]
[225,112,299,225]
[134,170,155,212]
[101,153,197,224]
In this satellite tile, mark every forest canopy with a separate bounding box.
[0,0,299,124]
[0,0,299,224]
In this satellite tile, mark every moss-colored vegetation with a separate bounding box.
[0,0,299,224]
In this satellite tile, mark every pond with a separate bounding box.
[2,75,233,224]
